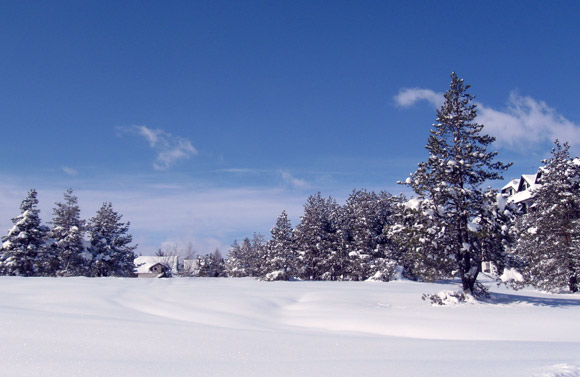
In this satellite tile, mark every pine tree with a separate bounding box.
[209,248,226,277]
[49,189,86,276]
[511,140,580,292]
[263,210,296,280]
[341,190,396,281]
[387,197,456,281]
[85,202,137,277]
[225,240,245,277]
[403,73,511,294]
[250,233,266,277]
[191,249,226,277]
[294,193,341,280]
[225,238,259,277]
[0,189,50,276]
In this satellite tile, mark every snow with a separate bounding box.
[405,197,421,210]
[500,268,525,283]
[0,277,579,377]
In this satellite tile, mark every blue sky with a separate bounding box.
[1,1,580,255]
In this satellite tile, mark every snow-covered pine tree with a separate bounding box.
[511,140,580,292]
[0,189,50,276]
[85,202,137,277]
[209,248,226,277]
[387,197,456,281]
[225,239,251,277]
[340,190,397,281]
[403,73,511,295]
[250,233,266,277]
[294,193,341,280]
[49,189,86,276]
[262,210,296,281]
[192,249,226,277]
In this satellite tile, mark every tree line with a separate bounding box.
[0,189,136,277]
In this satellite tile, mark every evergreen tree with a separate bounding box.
[191,249,226,277]
[225,239,252,277]
[511,140,580,292]
[387,197,456,281]
[0,189,50,276]
[263,210,296,280]
[294,193,341,280]
[341,190,396,281]
[85,202,137,277]
[402,73,511,294]
[250,233,266,277]
[49,189,86,276]
[209,248,226,277]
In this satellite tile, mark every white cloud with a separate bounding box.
[279,170,310,189]
[61,167,78,176]
[119,125,198,170]
[218,168,310,189]
[394,88,444,108]
[477,92,580,150]
[394,87,580,150]
[217,168,262,174]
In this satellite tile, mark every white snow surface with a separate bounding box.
[1,277,579,377]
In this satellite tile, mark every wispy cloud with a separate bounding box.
[394,88,580,150]
[218,168,311,189]
[118,125,198,170]
[217,168,262,174]
[61,167,78,176]
[394,88,444,108]
[477,92,580,150]
[279,170,309,189]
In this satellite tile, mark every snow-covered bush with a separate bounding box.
[422,290,472,306]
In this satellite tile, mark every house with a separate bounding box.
[500,169,543,213]
[134,256,179,278]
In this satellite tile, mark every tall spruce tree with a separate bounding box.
[225,240,246,277]
[403,73,511,294]
[49,189,86,276]
[262,210,296,280]
[294,193,341,280]
[341,190,396,281]
[387,197,457,281]
[225,237,264,277]
[192,249,226,277]
[85,202,137,277]
[0,189,50,276]
[511,140,580,292]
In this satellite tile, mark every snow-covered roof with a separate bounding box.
[520,174,538,188]
[134,256,179,274]
[501,179,519,192]
[509,189,534,205]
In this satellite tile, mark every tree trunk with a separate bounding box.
[461,255,480,294]
[569,275,578,293]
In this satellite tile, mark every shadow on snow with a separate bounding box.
[488,291,580,307]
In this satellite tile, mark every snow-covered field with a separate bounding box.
[1,277,579,377]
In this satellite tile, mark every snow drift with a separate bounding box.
[0,277,579,377]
